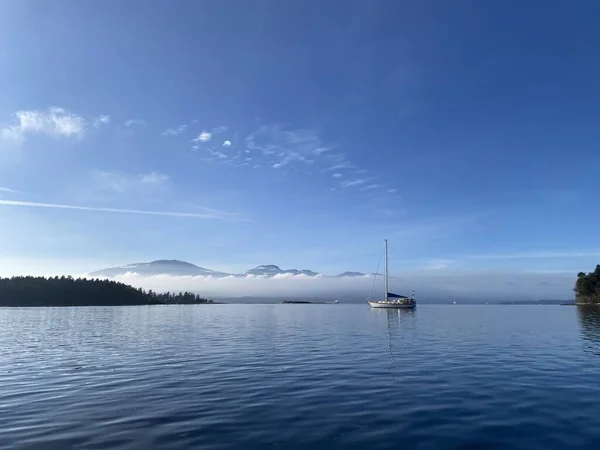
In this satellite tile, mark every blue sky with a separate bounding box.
[0,0,599,286]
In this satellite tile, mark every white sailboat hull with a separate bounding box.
[368,301,416,309]
[368,239,417,309]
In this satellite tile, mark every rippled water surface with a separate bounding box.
[1,304,600,449]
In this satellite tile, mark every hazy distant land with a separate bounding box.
[0,259,588,307]
[89,260,369,279]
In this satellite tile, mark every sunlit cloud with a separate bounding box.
[332,173,342,178]
[223,140,232,147]
[1,107,86,143]
[193,131,212,142]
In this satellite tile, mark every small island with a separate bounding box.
[0,276,213,307]
[575,265,600,305]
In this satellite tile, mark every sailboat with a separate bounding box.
[368,239,416,309]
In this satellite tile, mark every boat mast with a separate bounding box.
[384,239,389,301]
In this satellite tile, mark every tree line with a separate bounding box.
[0,276,213,307]
[575,265,600,304]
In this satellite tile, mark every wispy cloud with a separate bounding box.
[0,187,21,194]
[162,124,187,136]
[124,119,146,127]
[212,126,227,134]
[244,125,322,169]
[193,131,212,142]
[322,161,356,172]
[93,115,111,128]
[0,200,238,220]
[139,172,169,184]
[198,123,376,193]
[387,188,397,193]
[422,258,455,270]
[1,107,86,143]
[93,171,170,193]
[340,179,367,188]
[363,184,381,190]
[210,150,228,159]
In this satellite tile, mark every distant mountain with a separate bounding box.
[244,265,321,277]
[90,260,369,278]
[90,260,231,278]
[335,271,367,278]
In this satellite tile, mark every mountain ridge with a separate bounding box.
[89,259,372,278]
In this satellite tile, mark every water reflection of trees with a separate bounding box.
[576,306,600,355]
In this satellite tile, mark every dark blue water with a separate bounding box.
[1,304,600,449]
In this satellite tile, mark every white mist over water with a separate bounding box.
[85,271,576,302]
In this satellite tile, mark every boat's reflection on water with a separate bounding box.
[382,308,416,380]
[577,305,600,356]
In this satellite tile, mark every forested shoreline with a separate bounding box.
[0,276,213,307]
[575,266,600,304]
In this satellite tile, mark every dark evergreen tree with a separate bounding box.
[575,266,600,304]
[0,276,212,306]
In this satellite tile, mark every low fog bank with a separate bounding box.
[82,271,576,303]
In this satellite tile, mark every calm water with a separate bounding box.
[1,304,600,449]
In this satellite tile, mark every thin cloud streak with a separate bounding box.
[124,119,146,127]
[93,171,170,193]
[0,187,21,194]
[340,179,367,188]
[0,200,238,220]
[470,250,600,260]
[323,162,356,172]
[162,125,187,136]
